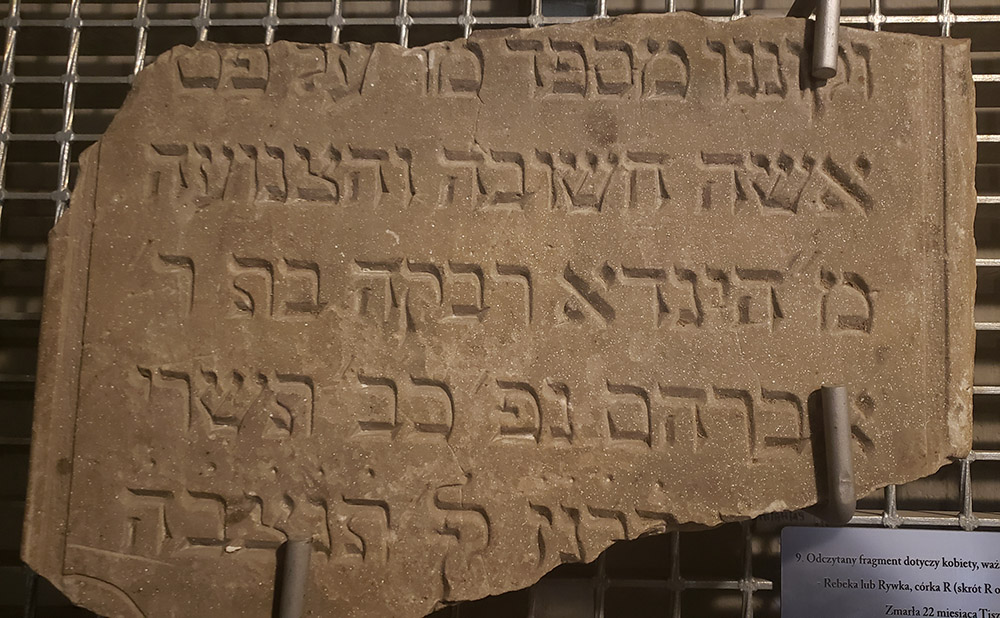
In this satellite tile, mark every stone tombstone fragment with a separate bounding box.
[23,13,975,618]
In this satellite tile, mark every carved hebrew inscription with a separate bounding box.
[146,141,873,216]
[147,250,877,334]
[25,12,975,618]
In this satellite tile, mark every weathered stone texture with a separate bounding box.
[23,13,975,618]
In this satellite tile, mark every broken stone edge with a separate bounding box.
[20,13,977,616]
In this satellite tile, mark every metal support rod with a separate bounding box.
[787,0,841,80]
[278,540,311,618]
[821,385,856,525]
[812,0,841,79]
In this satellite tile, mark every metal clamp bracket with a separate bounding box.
[788,0,842,79]
[812,385,857,525]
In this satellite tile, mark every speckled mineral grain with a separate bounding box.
[23,13,975,618]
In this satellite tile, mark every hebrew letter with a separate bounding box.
[605,382,652,447]
[280,259,325,316]
[657,385,708,449]
[755,41,786,97]
[436,41,483,96]
[333,498,390,565]
[148,143,191,200]
[287,145,340,202]
[528,502,580,570]
[196,370,264,431]
[177,49,220,89]
[356,374,399,436]
[154,254,195,315]
[504,39,547,94]
[401,260,444,328]
[544,381,574,444]
[529,503,579,566]
[252,145,287,202]
[446,262,485,320]
[549,40,587,96]
[224,495,286,550]
[661,268,703,328]
[642,39,689,98]
[482,150,529,210]
[276,495,330,551]
[178,491,227,547]
[340,147,413,210]
[700,267,733,327]
[353,259,401,323]
[275,374,315,437]
[821,270,874,333]
[232,373,300,439]
[698,152,745,213]
[561,263,615,325]
[124,489,172,556]
[850,43,873,99]
[496,380,541,442]
[407,377,454,438]
[319,45,373,102]
[137,367,192,432]
[435,486,491,600]
[594,39,634,96]
[620,266,669,327]
[222,48,268,90]
[799,153,874,214]
[757,389,808,459]
[230,256,274,317]
[547,151,613,212]
[438,148,485,209]
[733,268,784,329]
[287,44,326,95]
[625,151,670,210]
[738,152,812,213]
[707,39,754,97]
[194,143,235,200]
[575,506,628,561]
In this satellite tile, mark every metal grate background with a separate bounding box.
[0,0,998,616]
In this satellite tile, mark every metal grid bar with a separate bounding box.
[196,0,210,42]
[51,0,79,221]
[7,11,1000,29]
[0,1,18,251]
[132,1,150,75]
[0,1,997,617]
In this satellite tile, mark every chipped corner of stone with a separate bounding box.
[97,44,189,141]
[19,544,75,611]
[19,522,51,585]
